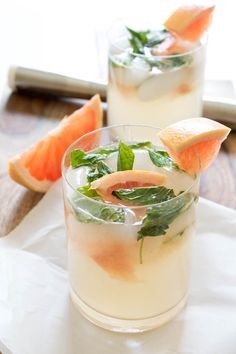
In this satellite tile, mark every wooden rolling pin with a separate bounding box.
[8,66,236,129]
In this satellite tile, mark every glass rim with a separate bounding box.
[107,22,207,60]
[61,124,201,211]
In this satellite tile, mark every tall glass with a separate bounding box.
[107,25,206,128]
[62,125,200,332]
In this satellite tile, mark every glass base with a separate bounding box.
[70,289,187,333]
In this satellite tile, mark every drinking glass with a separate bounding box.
[62,125,200,332]
[107,24,206,128]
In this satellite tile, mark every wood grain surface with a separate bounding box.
[0,92,236,237]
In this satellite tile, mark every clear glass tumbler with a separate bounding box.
[62,125,200,332]
[107,24,206,128]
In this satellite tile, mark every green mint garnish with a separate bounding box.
[137,192,194,239]
[87,161,113,183]
[137,192,195,263]
[71,142,151,170]
[126,27,150,54]
[148,149,179,170]
[114,186,175,205]
[96,146,118,155]
[145,54,192,70]
[98,141,152,154]
[71,189,125,224]
[126,27,169,54]
[77,185,100,200]
[70,149,105,169]
[129,141,152,149]
[113,26,193,71]
[117,141,135,171]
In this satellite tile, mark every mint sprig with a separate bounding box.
[126,27,150,54]
[77,185,100,199]
[122,27,193,70]
[70,142,152,169]
[114,186,175,205]
[137,192,194,239]
[70,150,105,169]
[126,27,168,54]
[129,141,152,149]
[87,161,113,183]
[144,54,192,70]
[71,189,124,224]
[148,149,180,170]
[117,141,135,171]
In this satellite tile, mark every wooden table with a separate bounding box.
[0,89,236,237]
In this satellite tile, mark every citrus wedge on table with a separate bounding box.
[164,4,215,42]
[90,170,166,204]
[8,95,103,193]
[158,118,231,175]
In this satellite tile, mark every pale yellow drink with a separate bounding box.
[107,27,206,128]
[62,126,199,332]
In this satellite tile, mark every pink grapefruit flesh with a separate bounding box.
[8,95,103,193]
[90,170,166,205]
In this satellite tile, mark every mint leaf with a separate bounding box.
[148,149,179,169]
[114,186,175,205]
[137,193,194,239]
[96,146,118,155]
[87,161,113,183]
[126,27,149,54]
[70,149,105,169]
[71,192,125,224]
[77,185,100,200]
[125,27,192,70]
[98,141,152,154]
[129,141,152,149]
[87,166,98,183]
[71,142,152,170]
[117,141,135,171]
[167,55,193,67]
[126,28,168,55]
[145,54,192,70]
[70,149,86,168]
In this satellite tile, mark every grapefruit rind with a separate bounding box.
[8,95,103,193]
[8,156,52,192]
[90,170,166,204]
[158,118,231,154]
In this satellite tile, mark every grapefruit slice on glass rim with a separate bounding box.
[164,4,215,42]
[158,117,231,175]
[154,4,214,56]
[8,95,103,193]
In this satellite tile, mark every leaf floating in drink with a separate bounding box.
[148,149,180,170]
[117,141,135,171]
[137,192,194,238]
[114,186,175,205]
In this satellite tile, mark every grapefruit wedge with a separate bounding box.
[158,118,231,174]
[164,5,215,42]
[90,170,166,205]
[8,95,103,193]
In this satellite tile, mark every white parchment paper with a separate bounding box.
[0,180,236,354]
